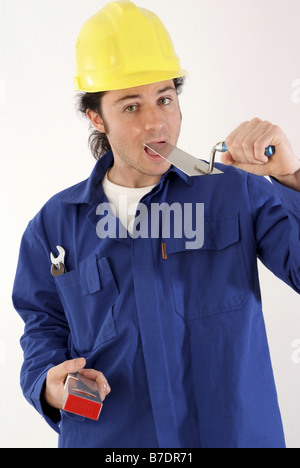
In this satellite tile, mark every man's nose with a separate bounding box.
[143,107,165,133]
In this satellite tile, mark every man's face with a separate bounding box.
[95,80,182,187]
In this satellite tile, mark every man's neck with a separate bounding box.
[107,165,161,188]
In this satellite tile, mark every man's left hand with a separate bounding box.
[222,118,300,179]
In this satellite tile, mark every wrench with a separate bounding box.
[50,245,66,277]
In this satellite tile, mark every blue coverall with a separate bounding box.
[12,151,300,448]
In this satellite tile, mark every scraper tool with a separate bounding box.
[145,141,275,177]
[144,142,223,176]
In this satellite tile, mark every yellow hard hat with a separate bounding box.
[73,1,187,92]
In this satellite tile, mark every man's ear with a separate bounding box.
[86,109,106,133]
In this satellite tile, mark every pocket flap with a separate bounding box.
[166,214,240,254]
[202,215,240,250]
[55,255,119,353]
[79,256,101,296]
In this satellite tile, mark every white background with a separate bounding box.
[1,0,300,448]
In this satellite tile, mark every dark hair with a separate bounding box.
[77,77,185,160]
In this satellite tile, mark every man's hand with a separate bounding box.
[44,358,111,410]
[221,118,300,187]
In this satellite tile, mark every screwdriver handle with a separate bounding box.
[221,142,275,157]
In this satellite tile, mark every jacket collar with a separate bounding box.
[61,151,114,206]
[61,150,193,206]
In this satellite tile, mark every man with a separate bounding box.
[12,1,300,448]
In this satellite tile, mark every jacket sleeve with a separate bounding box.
[12,221,70,433]
[247,173,300,294]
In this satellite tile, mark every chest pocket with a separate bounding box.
[166,215,249,322]
[55,256,119,354]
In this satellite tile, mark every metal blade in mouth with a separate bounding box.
[144,143,223,176]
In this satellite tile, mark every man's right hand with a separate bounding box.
[44,358,111,410]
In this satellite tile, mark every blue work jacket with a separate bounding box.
[13,151,300,448]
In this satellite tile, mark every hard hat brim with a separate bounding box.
[74,70,188,93]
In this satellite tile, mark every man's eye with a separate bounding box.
[125,105,138,113]
[159,97,171,106]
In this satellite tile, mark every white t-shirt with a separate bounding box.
[101,172,155,235]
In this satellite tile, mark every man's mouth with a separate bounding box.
[144,141,166,160]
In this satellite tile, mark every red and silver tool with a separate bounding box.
[63,373,103,421]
